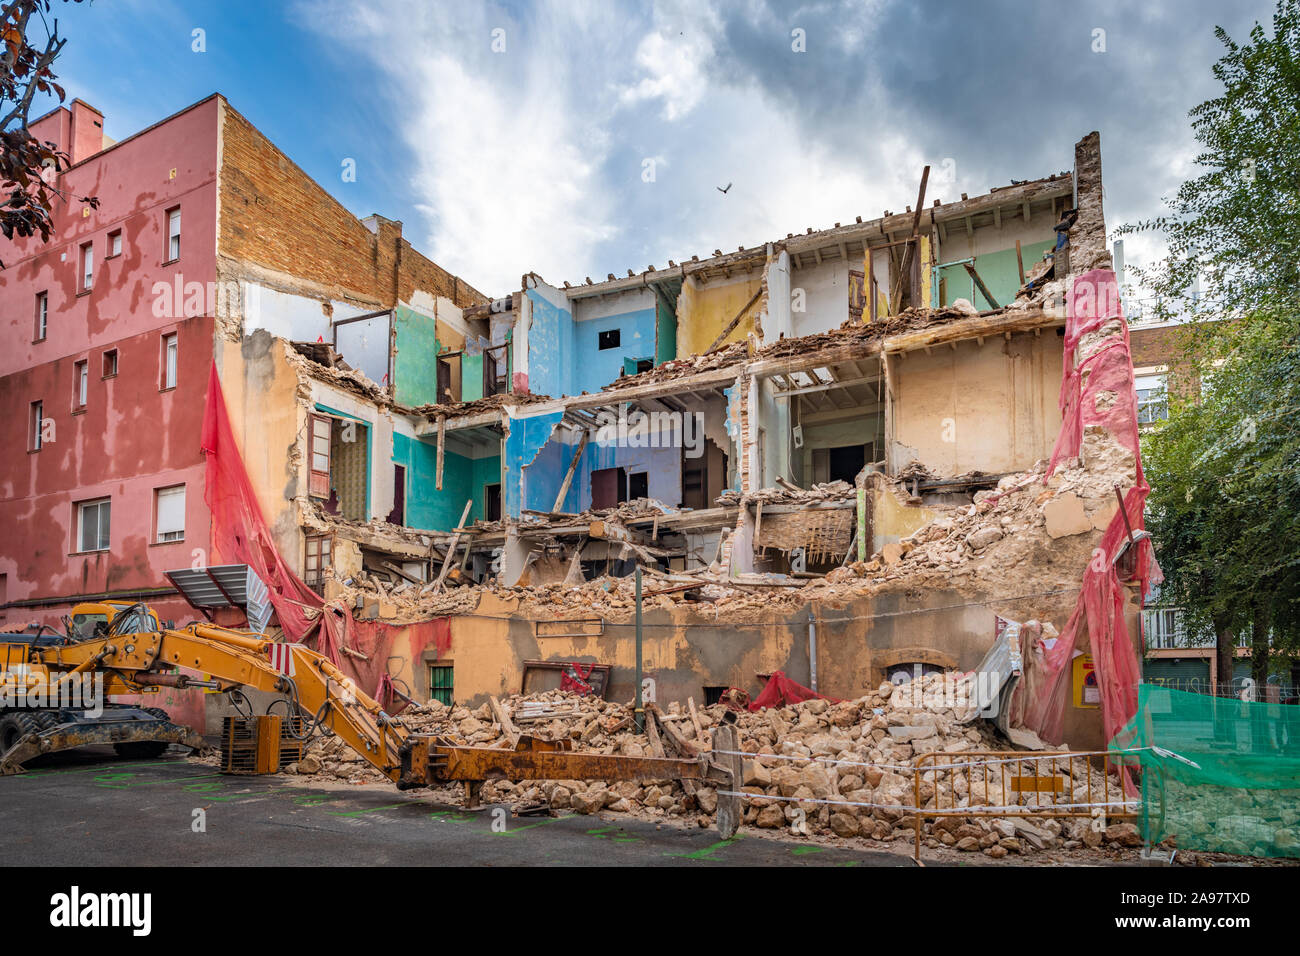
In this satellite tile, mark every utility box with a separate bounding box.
[220,715,304,774]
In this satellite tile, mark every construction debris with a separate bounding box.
[278,676,1137,858]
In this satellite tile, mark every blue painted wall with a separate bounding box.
[504,410,564,518]
[571,307,656,395]
[524,289,572,399]
[526,288,659,398]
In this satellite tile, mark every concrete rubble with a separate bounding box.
[279,676,1140,859]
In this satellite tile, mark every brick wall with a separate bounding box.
[218,103,486,310]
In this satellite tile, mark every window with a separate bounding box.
[429,664,454,706]
[166,207,181,261]
[29,400,43,451]
[598,328,621,350]
[628,471,648,500]
[76,498,111,553]
[73,360,88,409]
[80,241,94,291]
[304,534,332,594]
[308,414,332,499]
[1135,373,1168,424]
[102,349,118,378]
[154,485,186,543]
[107,229,122,258]
[161,332,177,389]
[34,291,48,341]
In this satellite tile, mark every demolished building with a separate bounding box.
[2,108,1150,750]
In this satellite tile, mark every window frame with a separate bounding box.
[598,328,621,350]
[75,497,112,554]
[304,533,333,594]
[73,359,88,410]
[102,348,118,379]
[308,413,332,499]
[79,240,94,292]
[34,291,48,342]
[1134,371,1168,425]
[107,228,122,259]
[428,663,454,706]
[160,332,178,390]
[29,400,44,452]
[154,484,186,544]
[165,206,181,263]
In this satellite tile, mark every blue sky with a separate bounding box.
[38,0,1278,295]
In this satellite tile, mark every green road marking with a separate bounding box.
[666,834,743,860]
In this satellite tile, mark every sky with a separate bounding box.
[32,0,1280,296]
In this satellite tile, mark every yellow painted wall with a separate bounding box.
[677,274,763,357]
[871,481,940,552]
[217,335,306,565]
[890,330,1063,475]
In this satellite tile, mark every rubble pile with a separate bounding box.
[284,677,1140,858]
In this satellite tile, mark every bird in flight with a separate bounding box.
[717,182,732,194]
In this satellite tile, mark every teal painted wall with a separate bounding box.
[391,432,499,531]
[462,351,484,403]
[393,305,441,406]
[655,293,677,365]
[937,240,1054,309]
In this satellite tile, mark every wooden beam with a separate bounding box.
[551,429,589,513]
[1015,239,1026,286]
[704,287,763,354]
[962,261,1001,310]
[432,499,474,593]
[435,415,446,491]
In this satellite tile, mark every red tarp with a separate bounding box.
[748,670,839,711]
[1016,270,1161,748]
[200,361,449,712]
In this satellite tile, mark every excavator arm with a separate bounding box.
[32,621,410,783]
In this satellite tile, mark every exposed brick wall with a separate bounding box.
[1129,321,1231,399]
[218,103,486,311]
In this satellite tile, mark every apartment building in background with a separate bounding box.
[0,95,485,657]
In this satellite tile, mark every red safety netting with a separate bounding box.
[1013,270,1161,750]
[201,361,450,713]
[748,670,840,711]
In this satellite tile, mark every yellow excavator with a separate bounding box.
[0,601,743,835]
[0,600,404,777]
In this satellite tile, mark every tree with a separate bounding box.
[1,0,92,268]
[1143,311,1300,688]
[1131,1,1300,692]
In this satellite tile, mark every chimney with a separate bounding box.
[68,99,105,164]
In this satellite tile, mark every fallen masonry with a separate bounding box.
[209,676,1150,859]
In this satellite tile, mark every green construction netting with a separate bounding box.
[1111,685,1300,858]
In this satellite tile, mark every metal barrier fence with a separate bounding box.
[911,749,1140,861]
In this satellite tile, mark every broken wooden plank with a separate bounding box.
[963,261,1001,310]
[1015,239,1026,286]
[435,415,446,491]
[432,499,474,593]
[489,695,520,748]
[552,429,590,513]
[703,287,763,354]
